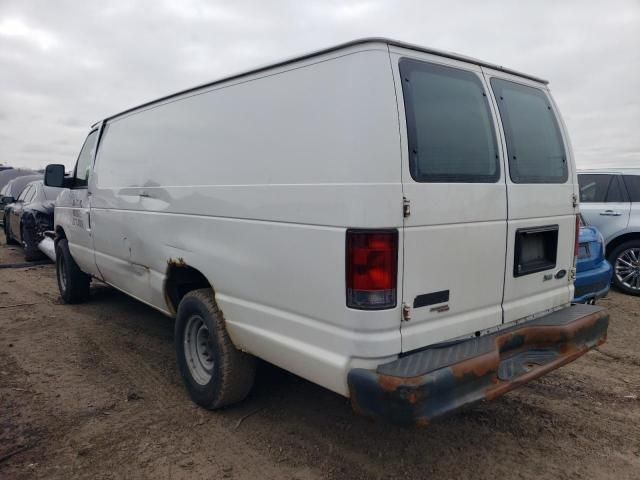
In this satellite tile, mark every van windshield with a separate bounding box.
[491,79,567,184]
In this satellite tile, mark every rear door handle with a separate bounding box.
[599,210,622,216]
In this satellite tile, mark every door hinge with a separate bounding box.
[572,193,578,208]
[569,267,576,282]
[402,303,411,322]
[403,197,410,218]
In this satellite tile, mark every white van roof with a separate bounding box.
[95,37,548,127]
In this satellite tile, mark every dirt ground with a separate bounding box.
[1,243,639,480]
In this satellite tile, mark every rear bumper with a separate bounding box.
[348,304,608,426]
[573,260,612,303]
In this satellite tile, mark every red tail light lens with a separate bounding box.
[346,229,398,309]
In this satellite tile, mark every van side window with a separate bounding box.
[399,59,500,183]
[74,130,99,188]
[491,79,567,184]
[623,175,640,202]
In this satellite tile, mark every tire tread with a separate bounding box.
[177,288,255,409]
[56,238,91,303]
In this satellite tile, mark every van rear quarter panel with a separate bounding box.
[90,45,403,395]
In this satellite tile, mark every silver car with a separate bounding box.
[578,168,640,295]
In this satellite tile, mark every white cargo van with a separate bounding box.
[45,39,608,425]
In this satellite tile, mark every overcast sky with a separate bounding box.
[1,0,638,171]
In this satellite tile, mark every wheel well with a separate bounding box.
[164,262,211,314]
[606,232,640,259]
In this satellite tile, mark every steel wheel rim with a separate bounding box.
[184,315,214,385]
[57,255,67,291]
[615,248,640,291]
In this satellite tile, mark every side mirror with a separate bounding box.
[44,164,66,188]
[1,196,15,205]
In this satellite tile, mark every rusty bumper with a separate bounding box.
[348,303,609,426]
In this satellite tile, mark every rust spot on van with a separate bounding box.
[167,257,186,267]
[378,374,424,392]
[450,351,499,379]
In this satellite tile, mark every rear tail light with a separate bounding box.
[574,214,580,267]
[346,229,398,309]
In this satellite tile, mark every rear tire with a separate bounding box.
[55,238,90,303]
[609,240,640,296]
[22,224,45,261]
[175,288,255,409]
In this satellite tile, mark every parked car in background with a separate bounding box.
[1,174,42,227]
[0,168,37,197]
[578,168,640,295]
[3,180,65,260]
[1,173,43,207]
[573,215,612,304]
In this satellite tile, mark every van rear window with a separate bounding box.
[399,59,499,183]
[491,79,567,184]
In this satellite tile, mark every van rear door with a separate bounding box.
[389,48,508,352]
[483,69,577,323]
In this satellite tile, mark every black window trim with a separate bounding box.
[72,128,99,190]
[490,77,568,184]
[399,57,501,184]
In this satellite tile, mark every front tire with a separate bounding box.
[175,288,255,409]
[55,238,91,303]
[609,240,640,296]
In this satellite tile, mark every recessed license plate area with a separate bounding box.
[514,225,559,277]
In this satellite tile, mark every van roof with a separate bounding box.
[94,37,548,127]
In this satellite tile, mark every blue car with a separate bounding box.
[573,216,612,304]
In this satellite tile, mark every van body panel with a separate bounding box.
[388,47,508,352]
[84,45,404,395]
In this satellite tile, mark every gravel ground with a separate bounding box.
[1,242,639,479]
